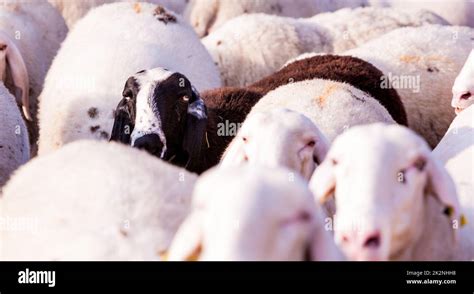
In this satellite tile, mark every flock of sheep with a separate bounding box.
[0,0,473,261]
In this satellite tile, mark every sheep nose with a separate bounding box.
[133,134,163,154]
[362,231,381,249]
[340,230,381,248]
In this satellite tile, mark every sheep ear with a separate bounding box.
[313,136,329,166]
[168,212,203,261]
[183,89,208,170]
[424,153,462,241]
[0,33,31,121]
[220,135,246,166]
[110,97,135,144]
[309,159,336,204]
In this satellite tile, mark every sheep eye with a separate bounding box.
[313,155,319,164]
[413,157,426,171]
[307,140,316,147]
[182,95,190,102]
[331,158,338,165]
[242,136,248,143]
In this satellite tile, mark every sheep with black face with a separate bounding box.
[111,68,208,173]
[37,2,221,156]
[111,54,407,174]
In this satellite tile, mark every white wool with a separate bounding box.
[310,124,472,261]
[368,0,474,27]
[203,7,447,87]
[220,108,329,181]
[48,0,188,28]
[0,84,29,188]
[344,25,473,148]
[433,105,474,259]
[37,2,221,155]
[168,165,344,261]
[0,140,197,260]
[186,0,340,38]
[249,79,395,143]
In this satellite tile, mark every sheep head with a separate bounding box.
[220,108,329,181]
[168,166,343,261]
[310,123,463,261]
[110,68,208,172]
[452,50,474,115]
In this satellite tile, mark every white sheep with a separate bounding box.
[451,50,474,115]
[433,106,474,261]
[48,0,188,28]
[0,84,29,188]
[0,0,68,147]
[0,140,197,260]
[203,7,448,87]
[185,0,333,38]
[310,123,473,261]
[220,108,329,181]
[250,80,395,144]
[368,0,474,27]
[343,25,473,148]
[37,2,221,156]
[168,165,344,261]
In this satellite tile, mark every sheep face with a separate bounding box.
[310,124,461,261]
[452,50,474,115]
[168,166,342,261]
[110,68,207,170]
[220,108,329,180]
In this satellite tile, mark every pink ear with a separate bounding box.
[309,159,336,204]
[220,135,246,166]
[168,212,203,261]
[309,204,344,261]
[0,32,31,121]
[313,136,329,165]
[426,153,462,242]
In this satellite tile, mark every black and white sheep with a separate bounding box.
[37,2,221,156]
[110,54,407,174]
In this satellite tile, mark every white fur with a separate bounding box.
[220,108,329,181]
[248,79,396,143]
[48,0,188,28]
[310,123,473,261]
[129,68,172,156]
[344,25,474,148]
[368,0,474,27]
[186,0,341,38]
[38,2,221,155]
[0,84,29,188]
[203,7,447,87]
[168,165,344,261]
[452,50,474,114]
[433,105,474,260]
[0,140,197,260]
